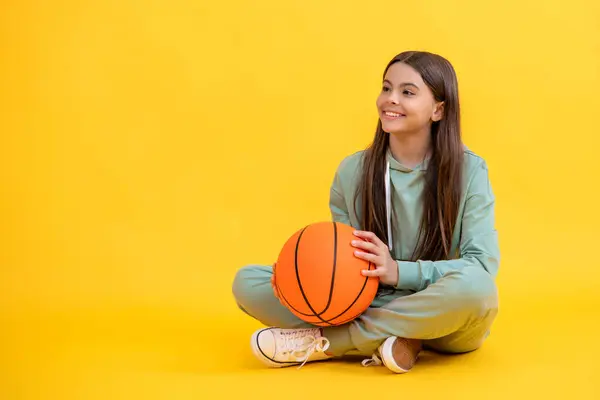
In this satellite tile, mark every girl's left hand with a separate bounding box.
[351,230,398,287]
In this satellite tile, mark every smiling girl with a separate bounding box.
[232,51,499,373]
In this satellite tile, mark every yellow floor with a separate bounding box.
[3,289,599,400]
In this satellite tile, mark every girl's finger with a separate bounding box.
[271,278,281,300]
[354,230,388,250]
[351,239,380,255]
[354,250,379,263]
[353,230,375,241]
[361,268,383,277]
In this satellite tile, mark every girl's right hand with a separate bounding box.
[271,263,280,301]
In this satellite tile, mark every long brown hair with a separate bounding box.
[354,51,464,261]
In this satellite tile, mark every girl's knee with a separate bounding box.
[231,265,273,307]
[445,267,498,317]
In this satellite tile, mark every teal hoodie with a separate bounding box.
[329,148,499,292]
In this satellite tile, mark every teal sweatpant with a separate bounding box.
[232,265,499,356]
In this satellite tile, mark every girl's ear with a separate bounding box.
[432,101,444,122]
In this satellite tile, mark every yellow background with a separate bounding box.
[2,0,599,399]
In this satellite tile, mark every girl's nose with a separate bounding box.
[388,90,400,104]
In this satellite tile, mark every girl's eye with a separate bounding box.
[403,90,415,96]
[382,86,391,92]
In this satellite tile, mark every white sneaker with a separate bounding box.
[362,337,422,373]
[250,327,332,368]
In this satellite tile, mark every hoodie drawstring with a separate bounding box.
[385,160,393,252]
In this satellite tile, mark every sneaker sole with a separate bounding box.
[380,337,410,374]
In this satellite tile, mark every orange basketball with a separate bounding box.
[274,221,379,327]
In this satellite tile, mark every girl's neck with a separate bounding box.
[388,129,432,169]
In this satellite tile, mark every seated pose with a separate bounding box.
[232,50,499,374]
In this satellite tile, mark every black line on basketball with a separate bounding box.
[277,261,323,318]
[319,260,374,323]
[294,224,333,326]
[314,221,337,315]
[275,226,315,318]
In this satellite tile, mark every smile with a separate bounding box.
[383,111,405,118]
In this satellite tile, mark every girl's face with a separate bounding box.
[376,62,444,135]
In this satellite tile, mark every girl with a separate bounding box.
[232,51,499,373]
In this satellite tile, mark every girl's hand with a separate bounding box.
[351,230,398,287]
[271,263,283,303]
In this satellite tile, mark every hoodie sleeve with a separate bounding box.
[329,165,352,226]
[395,161,500,292]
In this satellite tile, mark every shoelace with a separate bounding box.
[361,353,383,367]
[276,331,330,369]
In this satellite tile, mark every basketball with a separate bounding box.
[274,221,379,326]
